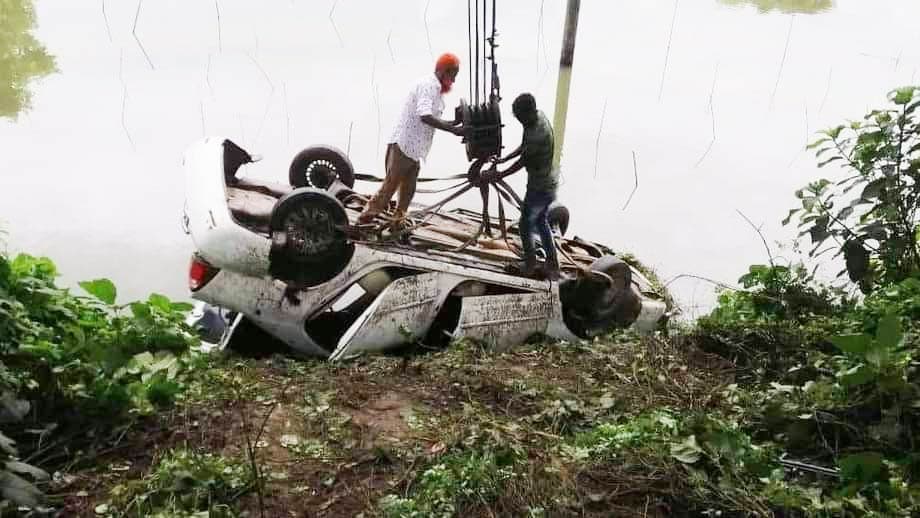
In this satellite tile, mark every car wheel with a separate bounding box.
[547,202,570,236]
[269,188,354,287]
[289,145,356,189]
[559,255,642,338]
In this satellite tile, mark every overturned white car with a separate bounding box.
[181,138,669,360]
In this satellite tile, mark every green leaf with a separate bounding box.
[875,314,902,350]
[781,209,800,226]
[131,352,155,369]
[5,461,49,481]
[670,435,703,464]
[0,432,16,455]
[860,222,888,242]
[79,279,117,305]
[905,100,920,116]
[860,179,886,200]
[0,471,44,508]
[843,240,871,282]
[808,215,831,243]
[170,302,194,312]
[864,342,891,370]
[147,294,171,311]
[837,206,854,220]
[839,452,885,485]
[130,302,152,320]
[825,125,845,139]
[806,137,831,150]
[814,147,834,159]
[147,353,180,382]
[840,364,876,387]
[817,156,843,168]
[890,87,916,106]
[829,334,871,356]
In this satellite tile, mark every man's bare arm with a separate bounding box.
[496,145,522,164]
[421,115,463,136]
[495,158,525,180]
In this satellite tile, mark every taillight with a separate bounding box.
[189,255,219,291]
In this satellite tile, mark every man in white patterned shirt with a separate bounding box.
[357,53,464,224]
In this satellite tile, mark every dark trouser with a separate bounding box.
[520,189,559,269]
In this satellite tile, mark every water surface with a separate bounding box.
[2,0,919,315]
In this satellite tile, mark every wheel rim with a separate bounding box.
[304,160,337,189]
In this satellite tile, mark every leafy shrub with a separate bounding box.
[2,253,199,417]
[104,449,251,517]
[706,263,851,325]
[788,86,920,292]
[379,446,520,518]
[1,250,202,512]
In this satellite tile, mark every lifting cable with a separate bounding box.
[490,0,497,101]
[473,0,480,105]
[467,0,473,103]
[482,0,487,103]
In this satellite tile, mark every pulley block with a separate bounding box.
[458,99,503,162]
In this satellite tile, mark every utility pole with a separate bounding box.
[552,0,581,170]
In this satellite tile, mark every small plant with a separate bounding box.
[379,446,520,518]
[105,449,251,517]
[0,430,49,511]
[829,313,912,392]
[706,263,848,324]
[788,86,920,292]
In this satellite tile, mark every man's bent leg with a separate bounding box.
[395,154,421,219]
[358,144,402,224]
[519,191,540,273]
[533,191,560,275]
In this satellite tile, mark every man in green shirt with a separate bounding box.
[486,93,561,280]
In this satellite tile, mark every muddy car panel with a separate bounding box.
[329,272,464,361]
[453,291,555,350]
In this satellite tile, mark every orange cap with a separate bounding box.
[435,52,460,72]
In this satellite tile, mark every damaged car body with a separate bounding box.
[182,137,670,360]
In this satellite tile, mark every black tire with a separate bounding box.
[289,145,355,189]
[268,188,354,287]
[588,256,639,322]
[559,255,642,338]
[547,202,570,236]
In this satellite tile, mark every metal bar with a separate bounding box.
[552,0,581,170]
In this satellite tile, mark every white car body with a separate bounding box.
[182,137,669,360]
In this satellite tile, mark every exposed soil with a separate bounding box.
[52,336,732,517]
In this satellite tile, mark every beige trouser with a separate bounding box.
[359,143,421,221]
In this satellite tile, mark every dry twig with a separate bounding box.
[622,151,639,211]
[133,0,154,69]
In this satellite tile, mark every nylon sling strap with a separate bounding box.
[353,172,468,183]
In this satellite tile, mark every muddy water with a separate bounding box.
[2,0,919,315]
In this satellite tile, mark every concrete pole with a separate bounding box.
[551,0,581,170]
